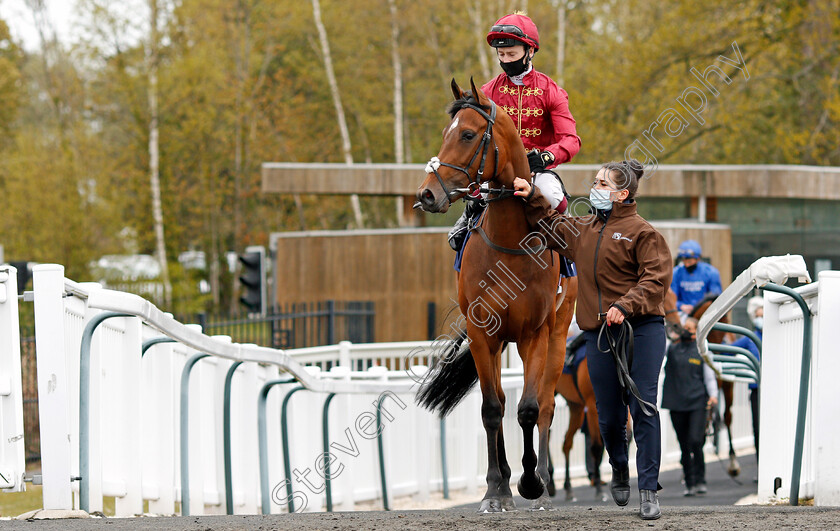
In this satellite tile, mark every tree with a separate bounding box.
[311,0,364,228]
[147,0,173,307]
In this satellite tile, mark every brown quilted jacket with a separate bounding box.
[524,191,673,331]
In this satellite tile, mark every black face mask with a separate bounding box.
[500,53,530,77]
[680,329,694,342]
[685,263,698,273]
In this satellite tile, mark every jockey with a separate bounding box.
[448,12,581,252]
[670,240,722,316]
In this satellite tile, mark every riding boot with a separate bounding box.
[610,466,630,507]
[639,489,661,520]
[447,200,485,251]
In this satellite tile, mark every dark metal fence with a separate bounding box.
[184,300,375,350]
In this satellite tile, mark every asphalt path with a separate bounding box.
[450,450,760,512]
[9,452,840,529]
[4,505,840,530]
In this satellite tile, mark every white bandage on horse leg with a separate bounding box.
[533,172,564,210]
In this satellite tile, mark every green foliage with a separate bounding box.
[1,1,838,309]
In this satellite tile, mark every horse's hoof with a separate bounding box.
[529,495,554,511]
[546,480,556,498]
[500,496,517,512]
[728,458,741,477]
[564,489,576,502]
[517,473,545,500]
[478,498,502,513]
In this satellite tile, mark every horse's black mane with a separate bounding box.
[447,92,491,119]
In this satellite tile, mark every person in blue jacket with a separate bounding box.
[671,240,722,316]
[729,296,763,462]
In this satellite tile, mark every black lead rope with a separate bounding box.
[597,320,658,417]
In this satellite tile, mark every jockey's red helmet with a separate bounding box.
[486,13,540,51]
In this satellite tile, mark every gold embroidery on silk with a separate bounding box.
[499,85,519,95]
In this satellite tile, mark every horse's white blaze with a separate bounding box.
[447,117,460,134]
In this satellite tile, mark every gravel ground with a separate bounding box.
[2,506,840,530]
[5,451,835,529]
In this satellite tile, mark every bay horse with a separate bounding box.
[414,78,577,512]
[665,290,740,476]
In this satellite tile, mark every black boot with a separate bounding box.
[610,466,630,506]
[447,201,484,251]
[639,489,661,520]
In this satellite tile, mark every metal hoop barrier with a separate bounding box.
[708,344,761,380]
[79,311,134,513]
[762,282,813,507]
[375,394,390,510]
[141,336,176,357]
[257,378,297,514]
[440,417,449,499]
[223,361,244,514]
[280,385,307,513]
[322,393,337,512]
[711,322,763,353]
[179,352,210,516]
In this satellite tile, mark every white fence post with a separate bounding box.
[112,316,143,516]
[0,265,26,492]
[32,264,73,509]
[814,271,840,505]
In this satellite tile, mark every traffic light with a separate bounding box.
[9,261,32,296]
[238,246,266,314]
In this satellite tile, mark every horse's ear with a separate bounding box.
[451,78,464,100]
[469,76,488,105]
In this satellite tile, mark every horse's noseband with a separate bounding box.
[425,101,499,205]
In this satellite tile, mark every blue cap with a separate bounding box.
[677,240,702,259]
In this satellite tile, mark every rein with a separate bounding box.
[597,320,658,417]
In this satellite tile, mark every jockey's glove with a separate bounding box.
[527,149,555,173]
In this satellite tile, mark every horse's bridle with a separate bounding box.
[422,101,502,206]
[421,98,543,256]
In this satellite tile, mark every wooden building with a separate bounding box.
[270,223,730,343]
[264,163,839,340]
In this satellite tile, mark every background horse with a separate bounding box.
[414,78,576,512]
[547,331,635,503]
[665,291,740,476]
[550,335,607,502]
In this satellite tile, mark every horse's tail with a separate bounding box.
[415,329,479,417]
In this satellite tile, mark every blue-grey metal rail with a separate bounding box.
[79,311,133,513]
[222,361,244,514]
[180,352,210,515]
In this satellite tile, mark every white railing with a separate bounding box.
[0,265,26,492]
[25,263,755,515]
[694,254,840,505]
[757,271,840,505]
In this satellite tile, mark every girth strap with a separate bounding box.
[470,224,543,256]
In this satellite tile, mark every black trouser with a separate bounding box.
[584,317,666,491]
[670,408,707,487]
[750,388,759,461]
